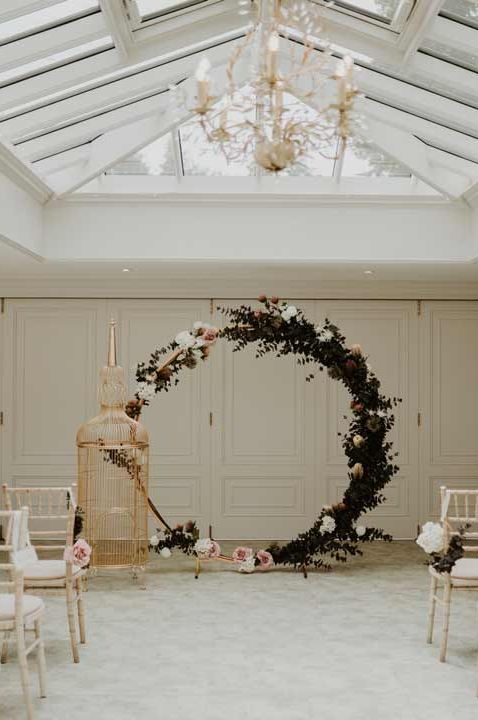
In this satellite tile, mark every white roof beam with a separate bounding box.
[99,0,136,62]
[428,15,478,57]
[359,97,478,165]
[398,0,445,65]
[0,48,121,113]
[355,64,478,139]
[0,135,52,202]
[0,13,108,72]
[358,116,470,200]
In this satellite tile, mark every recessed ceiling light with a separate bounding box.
[363,269,374,275]
[122,268,130,273]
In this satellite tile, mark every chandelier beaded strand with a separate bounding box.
[123,297,400,576]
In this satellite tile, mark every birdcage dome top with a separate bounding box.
[76,320,149,448]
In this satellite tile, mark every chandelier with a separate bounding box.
[177,0,358,173]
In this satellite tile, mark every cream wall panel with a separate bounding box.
[315,301,419,538]
[420,302,478,520]
[210,300,315,539]
[112,300,212,534]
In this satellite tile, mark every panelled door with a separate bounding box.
[419,302,478,521]
[314,300,420,539]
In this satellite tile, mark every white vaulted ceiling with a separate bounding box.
[0,0,477,201]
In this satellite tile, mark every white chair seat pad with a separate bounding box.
[22,560,83,582]
[451,558,478,586]
[0,594,44,621]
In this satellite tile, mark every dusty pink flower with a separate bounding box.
[202,327,218,344]
[232,546,253,563]
[256,549,274,570]
[208,540,221,559]
[64,539,92,568]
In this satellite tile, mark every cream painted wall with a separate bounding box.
[1,298,477,540]
[43,200,471,262]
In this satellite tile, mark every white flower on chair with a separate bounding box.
[416,522,445,554]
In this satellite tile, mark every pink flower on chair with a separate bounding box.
[64,539,92,568]
[256,550,274,570]
[232,546,253,563]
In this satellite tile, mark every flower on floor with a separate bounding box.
[238,555,256,573]
[232,546,254,563]
[256,549,274,570]
[355,525,366,537]
[319,515,336,534]
[149,534,160,547]
[64,539,92,568]
[416,522,445,554]
[194,538,221,559]
[160,547,172,558]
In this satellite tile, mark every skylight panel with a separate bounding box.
[107,135,175,176]
[441,0,478,29]
[180,119,254,176]
[331,0,402,21]
[134,0,210,19]
[341,138,411,177]
[421,39,478,72]
[0,0,99,44]
[0,36,113,88]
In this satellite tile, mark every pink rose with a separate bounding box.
[64,539,92,568]
[208,540,221,559]
[256,549,274,570]
[232,546,253,563]
[202,327,218,344]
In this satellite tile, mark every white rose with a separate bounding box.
[160,547,172,558]
[238,555,256,573]
[416,522,445,555]
[355,525,366,537]
[194,337,206,347]
[136,382,155,400]
[281,305,298,322]
[320,515,336,534]
[149,534,160,547]
[175,330,195,348]
[193,321,204,331]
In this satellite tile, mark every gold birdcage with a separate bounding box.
[77,320,149,576]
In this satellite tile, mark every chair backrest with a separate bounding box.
[440,485,478,553]
[2,485,76,550]
[0,507,38,567]
[0,510,25,619]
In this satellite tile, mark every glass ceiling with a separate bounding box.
[107,120,410,180]
[328,0,402,22]
[0,0,476,199]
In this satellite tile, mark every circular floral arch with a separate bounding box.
[127,296,400,574]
